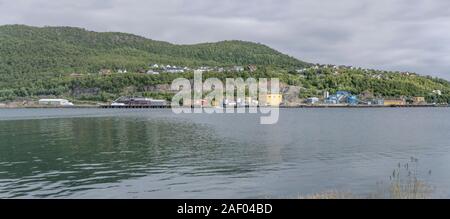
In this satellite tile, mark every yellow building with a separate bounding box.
[384,99,406,106]
[260,94,283,106]
[211,100,221,107]
[412,97,426,105]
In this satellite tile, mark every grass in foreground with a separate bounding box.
[301,157,433,199]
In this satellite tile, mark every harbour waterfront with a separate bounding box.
[0,108,450,198]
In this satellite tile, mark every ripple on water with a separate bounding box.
[1,108,450,198]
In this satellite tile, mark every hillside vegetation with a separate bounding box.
[0,25,449,104]
[0,25,307,79]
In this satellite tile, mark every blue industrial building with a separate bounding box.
[325,91,359,105]
[347,96,359,105]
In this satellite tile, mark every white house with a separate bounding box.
[38,99,74,106]
[146,70,160,75]
[433,90,442,96]
[165,67,184,73]
[306,97,320,104]
[233,66,244,72]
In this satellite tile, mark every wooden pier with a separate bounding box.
[100,105,171,109]
[99,104,448,109]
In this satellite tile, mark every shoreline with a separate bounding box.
[1,104,448,109]
[0,105,99,109]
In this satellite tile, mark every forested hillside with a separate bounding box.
[0,25,449,104]
[0,25,307,79]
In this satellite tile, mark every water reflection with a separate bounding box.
[0,117,270,198]
[1,108,450,198]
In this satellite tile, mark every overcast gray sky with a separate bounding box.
[1,0,450,79]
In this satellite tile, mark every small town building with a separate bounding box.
[211,100,221,107]
[412,97,426,105]
[384,99,406,106]
[98,69,112,75]
[433,90,442,96]
[247,65,258,72]
[372,99,385,105]
[112,97,167,106]
[223,99,237,107]
[69,73,84,78]
[233,66,244,72]
[325,96,339,104]
[38,99,74,106]
[260,94,283,106]
[193,99,209,107]
[165,67,185,73]
[325,91,351,104]
[245,97,259,106]
[347,96,359,105]
[146,70,160,75]
[306,97,320,104]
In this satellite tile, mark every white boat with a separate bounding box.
[111,102,126,106]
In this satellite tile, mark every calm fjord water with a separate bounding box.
[0,108,450,198]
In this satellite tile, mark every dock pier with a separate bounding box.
[100,105,171,109]
[99,104,447,109]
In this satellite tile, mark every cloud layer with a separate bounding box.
[1,0,450,78]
